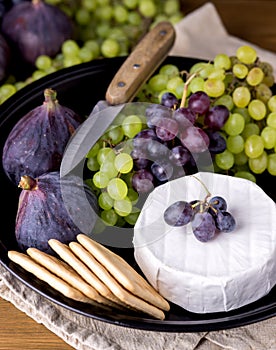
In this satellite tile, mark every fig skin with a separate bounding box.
[1,0,74,65]
[2,88,83,185]
[16,171,99,254]
[0,34,10,82]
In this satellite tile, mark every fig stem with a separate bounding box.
[18,176,38,191]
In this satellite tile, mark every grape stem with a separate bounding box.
[191,175,211,201]
[180,72,198,108]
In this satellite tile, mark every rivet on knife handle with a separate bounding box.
[105,21,176,105]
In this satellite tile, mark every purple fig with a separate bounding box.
[16,171,99,254]
[1,0,74,65]
[2,88,83,185]
[0,34,10,82]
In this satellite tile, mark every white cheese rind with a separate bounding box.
[133,172,276,313]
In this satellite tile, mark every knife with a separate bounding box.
[60,21,176,177]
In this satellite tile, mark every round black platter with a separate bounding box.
[0,56,275,332]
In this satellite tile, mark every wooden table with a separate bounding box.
[1,1,276,349]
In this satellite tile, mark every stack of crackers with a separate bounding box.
[8,234,170,320]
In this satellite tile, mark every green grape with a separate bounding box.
[148,74,168,92]
[97,147,116,165]
[63,56,82,68]
[122,115,142,138]
[189,76,205,93]
[123,0,138,9]
[95,5,113,21]
[166,77,184,99]
[139,0,157,17]
[234,171,256,182]
[255,83,272,104]
[93,171,110,188]
[159,64,179,78]
[232,86,251,108]
[100,161,118,178]
[234,151,248,165]
[203,78,225,98]
[0,84,17,102]
[246,67,264,86]
[124,207,141,225]
[215,149,235,170]
[241,123,260,139]
[208,68,225,81]
[32,70,47,80]
[248,99,266,120]
[107,126,124,144]
[35,55,52,71]
[114,197,132,216]
[79,47,93,62]
[87,157,100,171]
[128,11,142,25]
[169,12,184,24]
[226,135,244,154]
[233,107,251,123]
[236,45,257,64]
[84,40,100,58]
[268,95,276,112]
[232,63,248,79]
[107,178,128,200]
[101,38,120,57]
[127,187,139,204]
[121,172,133,187]
[98,192,114,210]
[75,7,91,25]
[101,209,118,226]
[86,143,100,158]
[113,5,128,23]
[61,40,80,57]
[261,126,276,149]
[267,112,276,129]
[214,94,234,111]
[248,151,267,174]
[82,0,97,11]
[214,53,231,70]
[223,113,245,136]
[244,134,264,158]
[114,153,133,173]
[267,153,276,175]
[164,0,180,15]
[194,63,215,79]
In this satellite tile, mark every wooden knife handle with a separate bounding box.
[105,21,176,105]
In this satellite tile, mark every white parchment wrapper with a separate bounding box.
[133,172,276,313]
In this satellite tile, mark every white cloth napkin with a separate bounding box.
[169,2,276,79]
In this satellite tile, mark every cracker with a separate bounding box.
[76,234,170,312]
[8,250,94,305]
[48,239,124,307]
[69,241,165,320]
[26,247,117,308]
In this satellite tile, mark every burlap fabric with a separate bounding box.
[1,2,276,349]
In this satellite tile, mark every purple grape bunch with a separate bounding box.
[131,91,230,194]
[164,195,236,242]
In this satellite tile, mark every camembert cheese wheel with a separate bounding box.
[133,172,276,313]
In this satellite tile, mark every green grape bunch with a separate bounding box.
[136,45,276,181]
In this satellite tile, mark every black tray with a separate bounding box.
[0,56,275,332]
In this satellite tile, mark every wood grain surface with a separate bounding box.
[1,1,276,349]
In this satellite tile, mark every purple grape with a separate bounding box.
[161,92,178,108]
[155,117,179,141]
[180,126,210,153]
[132,169,154,193]
[133,157,151,170]
[189,200,202,215]
[172,107,197,130]
[209,196,227,211]
[206,130,226,154]
[192,211,216,242]
[145,104,172,128]
[214,211,236,232]
[131,147,147,159]
[147,139,169,159]
[164,201,193,226]
[204,105,230,130]
[188,91,210,115]
[169,145,191,166]
[151,160,173,182]
[132,128,157,149]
